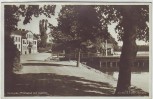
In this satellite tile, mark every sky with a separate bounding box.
[17,5,148,46]
[18,5,62,34]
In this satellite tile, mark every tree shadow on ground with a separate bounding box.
[22,63,76,67]
[5,73,115,96]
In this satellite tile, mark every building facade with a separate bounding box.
[46,33,53,44]
[11,29,38,54]
[106,43,114,55]
[10,33,22,52]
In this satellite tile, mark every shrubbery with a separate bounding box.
[5,35,22,73]
[5,35,22,93]
[38,46,52,53]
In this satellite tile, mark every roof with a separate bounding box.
[11,30,22,36]
[33,35,38,40]
[11,30,29,35]
[11,30,38,40]
[21,32,28,39]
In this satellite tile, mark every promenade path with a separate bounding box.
[12,52,117,96]
[8,53,148,96]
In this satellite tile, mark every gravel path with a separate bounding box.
[8,52,148,96]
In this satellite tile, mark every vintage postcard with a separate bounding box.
[1,1,152,99]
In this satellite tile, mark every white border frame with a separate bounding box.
[0,1,152,99]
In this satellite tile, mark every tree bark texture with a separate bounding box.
[115,7,138,95]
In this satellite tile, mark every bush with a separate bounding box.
[138,45,149,51]
[5,35,22,94]
[5,35,22,72]
[38,46,51,53]
[13,53,23,72]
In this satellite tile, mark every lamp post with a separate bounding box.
[105,40,107,56]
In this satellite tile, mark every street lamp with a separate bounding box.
[105,40,107,56]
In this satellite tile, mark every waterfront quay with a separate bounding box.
[61,53,149,72]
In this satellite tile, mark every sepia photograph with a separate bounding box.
[1,1,151,98]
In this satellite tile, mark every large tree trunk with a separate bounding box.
[115,11,138,95]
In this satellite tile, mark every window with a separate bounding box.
[12,36,14,41]
[16,44,18,49]
[27,40,29,44]
[29,34,31,38]
[19,44,20,49]
[33,41,36,45]
[19,37,20,42]
[15,37,17,42]
[23,40,25,44]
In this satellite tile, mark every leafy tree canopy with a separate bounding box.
[96,5,149,41]
[5,5,56,34]
[57,5,111,49]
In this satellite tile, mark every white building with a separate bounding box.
[10,31,22,52]
[11,29,38,54]
[107,43,114,55]
[46,33,53,44]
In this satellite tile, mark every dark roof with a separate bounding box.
[21,32,28,39]
[33,35,38,40]
[11,30,38,40]
[11,30,22,35]
[11,30,29,36]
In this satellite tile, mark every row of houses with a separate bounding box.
[10,29,38,54]
[11,29,53,55]
[10,29,115,55]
